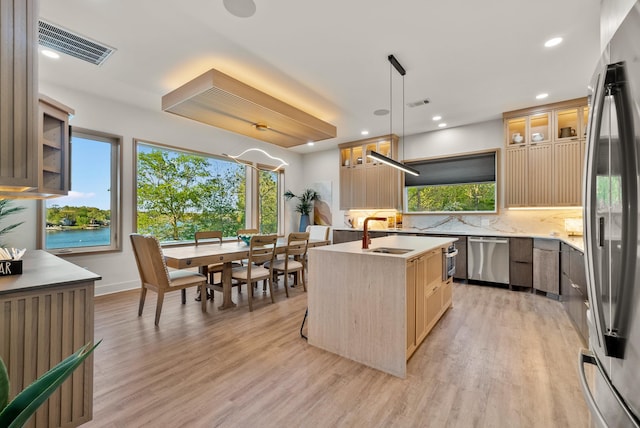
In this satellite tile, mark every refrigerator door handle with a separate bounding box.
[605,61,638,359]
[598,217,605,247]
[580,350,640,428]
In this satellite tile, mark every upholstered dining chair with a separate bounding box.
[305,225,331,242]
[130,233,207,325]
[230,234,278,312]
[194,230,223,301]
[267,232,309,297]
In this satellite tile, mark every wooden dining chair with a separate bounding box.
[130,233,207,325]
[230,234,278,311]
[267,232,309,297]
[194,230,223,301]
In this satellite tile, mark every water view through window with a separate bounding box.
[45,133,117,250]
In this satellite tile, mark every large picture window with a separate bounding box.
[42,129,121,253]
[404,151,498,213]
[135,141,283,242]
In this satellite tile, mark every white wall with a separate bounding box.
[11,82,304,295]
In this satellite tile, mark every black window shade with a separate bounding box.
[404,152,496,187]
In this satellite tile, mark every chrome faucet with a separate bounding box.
[362,217,386,249]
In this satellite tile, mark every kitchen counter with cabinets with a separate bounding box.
[0,251,100,427]
[308,235,455,378]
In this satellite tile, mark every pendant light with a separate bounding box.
[366,54,419,176]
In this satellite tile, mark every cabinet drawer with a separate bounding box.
[509,261,533,288]
[509,237,533,262]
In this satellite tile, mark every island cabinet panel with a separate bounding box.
[406,257,418,355]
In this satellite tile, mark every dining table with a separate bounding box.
[162,237,330,309]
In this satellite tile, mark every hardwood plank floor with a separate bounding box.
[84,280,589,427]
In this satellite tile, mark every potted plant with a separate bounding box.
[284,189,320,232]
[0,200,25,247]
[0,341,99,427]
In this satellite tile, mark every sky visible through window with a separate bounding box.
[46,136,112,210]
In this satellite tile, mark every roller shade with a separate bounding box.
[405,152,496,186]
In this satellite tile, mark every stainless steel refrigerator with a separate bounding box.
[581,3,640,427]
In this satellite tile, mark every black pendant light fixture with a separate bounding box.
[366,54,419,177]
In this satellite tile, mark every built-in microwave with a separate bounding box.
[442,244,458,281]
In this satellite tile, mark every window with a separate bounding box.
[136,141,284,242]
[42,129,121,253]
[258,168,280,234]
[404,151,498,213]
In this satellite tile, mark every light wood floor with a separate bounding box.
[85,280,590,427]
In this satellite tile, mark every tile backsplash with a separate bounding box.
[346,208,583,237]
[404,209,583,236]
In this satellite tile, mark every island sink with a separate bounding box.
[369,247,413,254]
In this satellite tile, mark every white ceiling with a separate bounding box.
[39,0,602,154]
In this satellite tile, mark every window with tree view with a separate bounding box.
[258,169,279,234]
[136,142,247,242]
[44,130,121,253]
[405,151,497,213]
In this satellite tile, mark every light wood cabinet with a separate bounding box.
[504,98,587,207]
[339,135,400,210]
[0,0,38,192]
[527,143,554,206]
[38,96,74,196]
[407,248,450,359]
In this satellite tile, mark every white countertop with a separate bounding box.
[312,235,456,259]
[332,227,585,252]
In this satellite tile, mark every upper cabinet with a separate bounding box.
[503,98,588,208]
[38,96,74,197]
[0,0,38,193]
[0,0,74,198]
[339,135,400,210]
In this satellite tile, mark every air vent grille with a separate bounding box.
[38,20,115,66]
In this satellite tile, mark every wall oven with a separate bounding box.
[443,244,458,281]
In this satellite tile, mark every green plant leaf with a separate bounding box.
[0,358,8,413]
[0,340,100,428]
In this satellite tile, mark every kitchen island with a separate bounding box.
[308,235,455,377]
[0,251,101,427]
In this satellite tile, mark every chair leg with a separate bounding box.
[268,276,275,304]
[155,291,165,326]
[301,266,307,292]
[181,288,186,304]
[200,284,207,312]
[282,269,289,297]
[248,281,254,312]
[138,287,147,316]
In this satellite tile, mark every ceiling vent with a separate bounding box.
[407,99,430,108]
[38,19,116,66]
[161,68,337,148]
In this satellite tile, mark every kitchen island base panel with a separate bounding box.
[308,250,407,377]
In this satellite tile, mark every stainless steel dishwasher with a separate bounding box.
[467,236,510,284]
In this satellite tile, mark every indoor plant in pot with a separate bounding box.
[284,189,320,232]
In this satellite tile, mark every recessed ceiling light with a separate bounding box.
[374,109,390,116]
[544,37,563,48]
[432,115,442,121]
[307,141,314,146]
[536,93,549,100]
[438,123,447,128]
[361,130,369,136]
[41,49,60,59]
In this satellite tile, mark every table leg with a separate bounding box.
[219,261,236,310]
